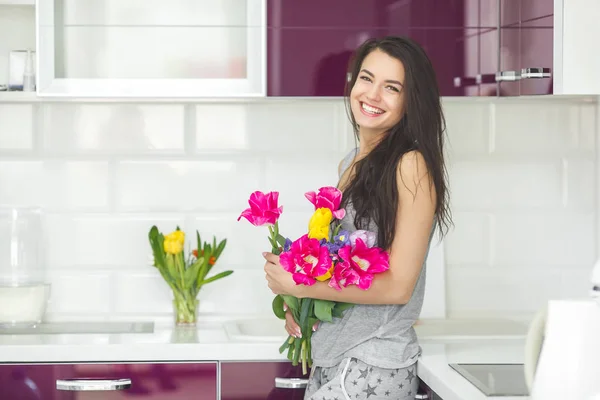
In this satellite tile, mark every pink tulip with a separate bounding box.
[328,259,360,290]
[304,186,346,220]
[337,238,389,290]
[279,234,333,286]
[237,191,283,226]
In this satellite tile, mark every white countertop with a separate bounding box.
[0,317,532,400]
[418,339,529,400]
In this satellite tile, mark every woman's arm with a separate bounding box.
[295,150,436,305]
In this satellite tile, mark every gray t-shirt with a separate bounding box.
[311,148,431,369]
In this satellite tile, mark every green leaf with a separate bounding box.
[332,302,355,318]
[272,295,287,320]
[276,234,287,247]
[281,295,299,312]
[183,258,203,290]
[267,236,278,250]
[197,270,234,287]
[314,299,336,323]
[196,231,202,255]
[214,239,227,259]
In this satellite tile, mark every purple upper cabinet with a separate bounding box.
[0,362,218,400]
[267,0,486,97]
[220,361,308,400]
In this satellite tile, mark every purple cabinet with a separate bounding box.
[498,0,553,96]
[220,361,308,400]
[267,0,484,97]
[0,362,217,399]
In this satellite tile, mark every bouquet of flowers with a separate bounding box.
[238,187,389,374]
[148,226,233,326]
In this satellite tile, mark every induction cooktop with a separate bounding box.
[449,363,530,396]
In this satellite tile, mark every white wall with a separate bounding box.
[0,95,595,322]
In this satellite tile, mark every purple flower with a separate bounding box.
[349,230,377,248]
[283,238,293,252]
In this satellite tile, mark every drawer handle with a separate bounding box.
[275,377,308,389]
[495,70,521,82]
[56,378,132,391]
[521,67,551,79]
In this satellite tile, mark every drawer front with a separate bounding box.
[221,361,308,400]
[0,362,217,399]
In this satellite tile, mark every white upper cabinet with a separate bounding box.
[36,0,266,97]
[554,0,600,95]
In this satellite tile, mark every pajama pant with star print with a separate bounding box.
[304,357,419,400]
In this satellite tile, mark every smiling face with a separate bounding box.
[349,49,406,137]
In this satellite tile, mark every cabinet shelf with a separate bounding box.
[0,0,35,5]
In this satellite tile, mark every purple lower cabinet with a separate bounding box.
[0,362,217,399]
[220,361,308,400]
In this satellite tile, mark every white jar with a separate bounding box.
[0,208,50,327]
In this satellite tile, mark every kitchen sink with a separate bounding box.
[0,321,155,335]
[223,317,529,342]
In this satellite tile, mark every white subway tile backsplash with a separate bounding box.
[491,212,596,267]
[0,104,33,150]
[0,97,595,319]
[0,161,109,209]
[449,160,563,210]
[116,160,262,211]
[564,158,595,211]
[265,156,341,210]
[446,266,563,317]
[112,272,172,314]
[41,104,185,153]
[188,210,311,270]
[45,271,111,314]
[443,102,490,156]
[113,268,273,316]
[493,102,590,154]
[444,212,491,266]
[44,214,185,268]
[195,101,341,152]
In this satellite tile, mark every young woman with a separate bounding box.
[263,36,452,400]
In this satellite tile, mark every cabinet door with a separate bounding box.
[0,362,217,399]
[220,361,308,400]
[37,0,266,97]
[267,0,481,97]
[498,0,553,95]
[519,8,553,95]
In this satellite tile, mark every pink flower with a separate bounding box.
[279,234,333,286]
[349,230,377,248]
[337,238,389,290]
[237,191,283,226]
[304,186,346,220]
[328,259,360,290]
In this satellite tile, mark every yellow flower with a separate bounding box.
[166,230,185,245]
[315,263,334,282]
[308,207,333,241]
[163,238,184,255]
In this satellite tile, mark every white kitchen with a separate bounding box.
[0,0,599,399]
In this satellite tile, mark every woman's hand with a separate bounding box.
[263,252,297,296]
[283,302,319,338]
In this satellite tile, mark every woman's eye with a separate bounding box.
[359,76,372,82]
[386,85,400,92]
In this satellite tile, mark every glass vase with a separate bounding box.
[172,296,198,327]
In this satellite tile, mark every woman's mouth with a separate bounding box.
[360,102,385,117]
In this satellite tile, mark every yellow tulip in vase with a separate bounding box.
[148,226,233,326]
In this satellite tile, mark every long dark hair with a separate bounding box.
[341,36,452,250]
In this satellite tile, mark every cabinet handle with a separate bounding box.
[495,70,521,82]
[476,74,497,85]
[453,76,478,87]
[274,377,308,389]
[56,378,132,391]
[521,67,551,79]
